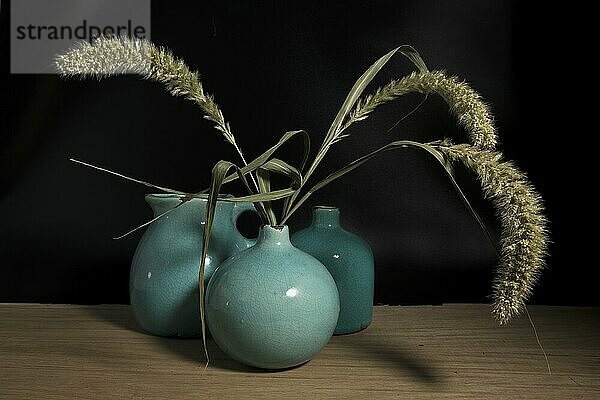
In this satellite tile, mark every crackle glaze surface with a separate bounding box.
[130,194,257,337]
[291,206,374,334]
[206,225,340,370]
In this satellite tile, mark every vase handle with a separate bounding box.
[231,202,260,247]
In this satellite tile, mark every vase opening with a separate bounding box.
[145,193,233,201]
[313,205,337,210]
[257,225,292,246]
[312,206,341,228]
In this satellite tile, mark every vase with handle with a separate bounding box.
[130,193,258,337]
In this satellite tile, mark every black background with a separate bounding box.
[0,1,594,307]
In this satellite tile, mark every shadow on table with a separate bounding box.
[85,304,273,373]
[86,305,444,380]
[333,330,445,386]
[86,304,145,333]
[153,337,278,373]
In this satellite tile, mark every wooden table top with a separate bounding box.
[0,303,598,399]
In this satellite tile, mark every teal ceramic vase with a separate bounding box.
[291,206,374,334]
[130,194,257,337]
[205,225,340,369]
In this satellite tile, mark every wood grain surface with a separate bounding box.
[1,304,598,399]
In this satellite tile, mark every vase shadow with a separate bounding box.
[84,304,275,373]
[153,337,278,373]
[85,303,146,334]
[332,329,445,386]
[85,304,442,379]
[153,338,313,373]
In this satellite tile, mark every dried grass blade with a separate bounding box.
[256,169,277,225]
[235,166,269,223]
[221,130,308,185]
[198,160,297,364]
[224,188,296,203]
[113,198,190,239]
[70,158,187,195]
[398,45,429,74]
[260,158,302,188]
[325,47,400,144]
[260,158,303,221]
[199,160,239,366]
[282,138,492,243]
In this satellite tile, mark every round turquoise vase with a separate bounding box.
[205,225,340,370]
[130,194,257,337]
[291,206,374,334]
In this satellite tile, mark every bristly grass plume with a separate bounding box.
[55,36,153,76]
[437,141,549,324]
[55,36,247,167]
[351,71,497,150]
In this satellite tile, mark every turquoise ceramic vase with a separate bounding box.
[205,225,340,370]
[130,194,257,337]
[291,206,374,334]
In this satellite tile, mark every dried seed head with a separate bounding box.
[352,71,497,150]
[439,142,549,324]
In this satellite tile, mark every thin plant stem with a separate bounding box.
[57,37,259,193]
[113,201,187,239]
[233,141,259,193]
[70,158,187,195]
[525,306,552,375]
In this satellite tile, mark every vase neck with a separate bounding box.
[145,193,234,217]
[257,225,291,247]
[311,206,341,229]
[144,194,185,216]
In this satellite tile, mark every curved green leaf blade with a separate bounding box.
[261,158,302,215]
[219,130,309,186]
[234,166,270,223]
[199,160,239,365]
[220,188,296,203]
[325,47,400,144]
[260,158,302,188]
[398,45,429,73]
[256,168,277,225]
